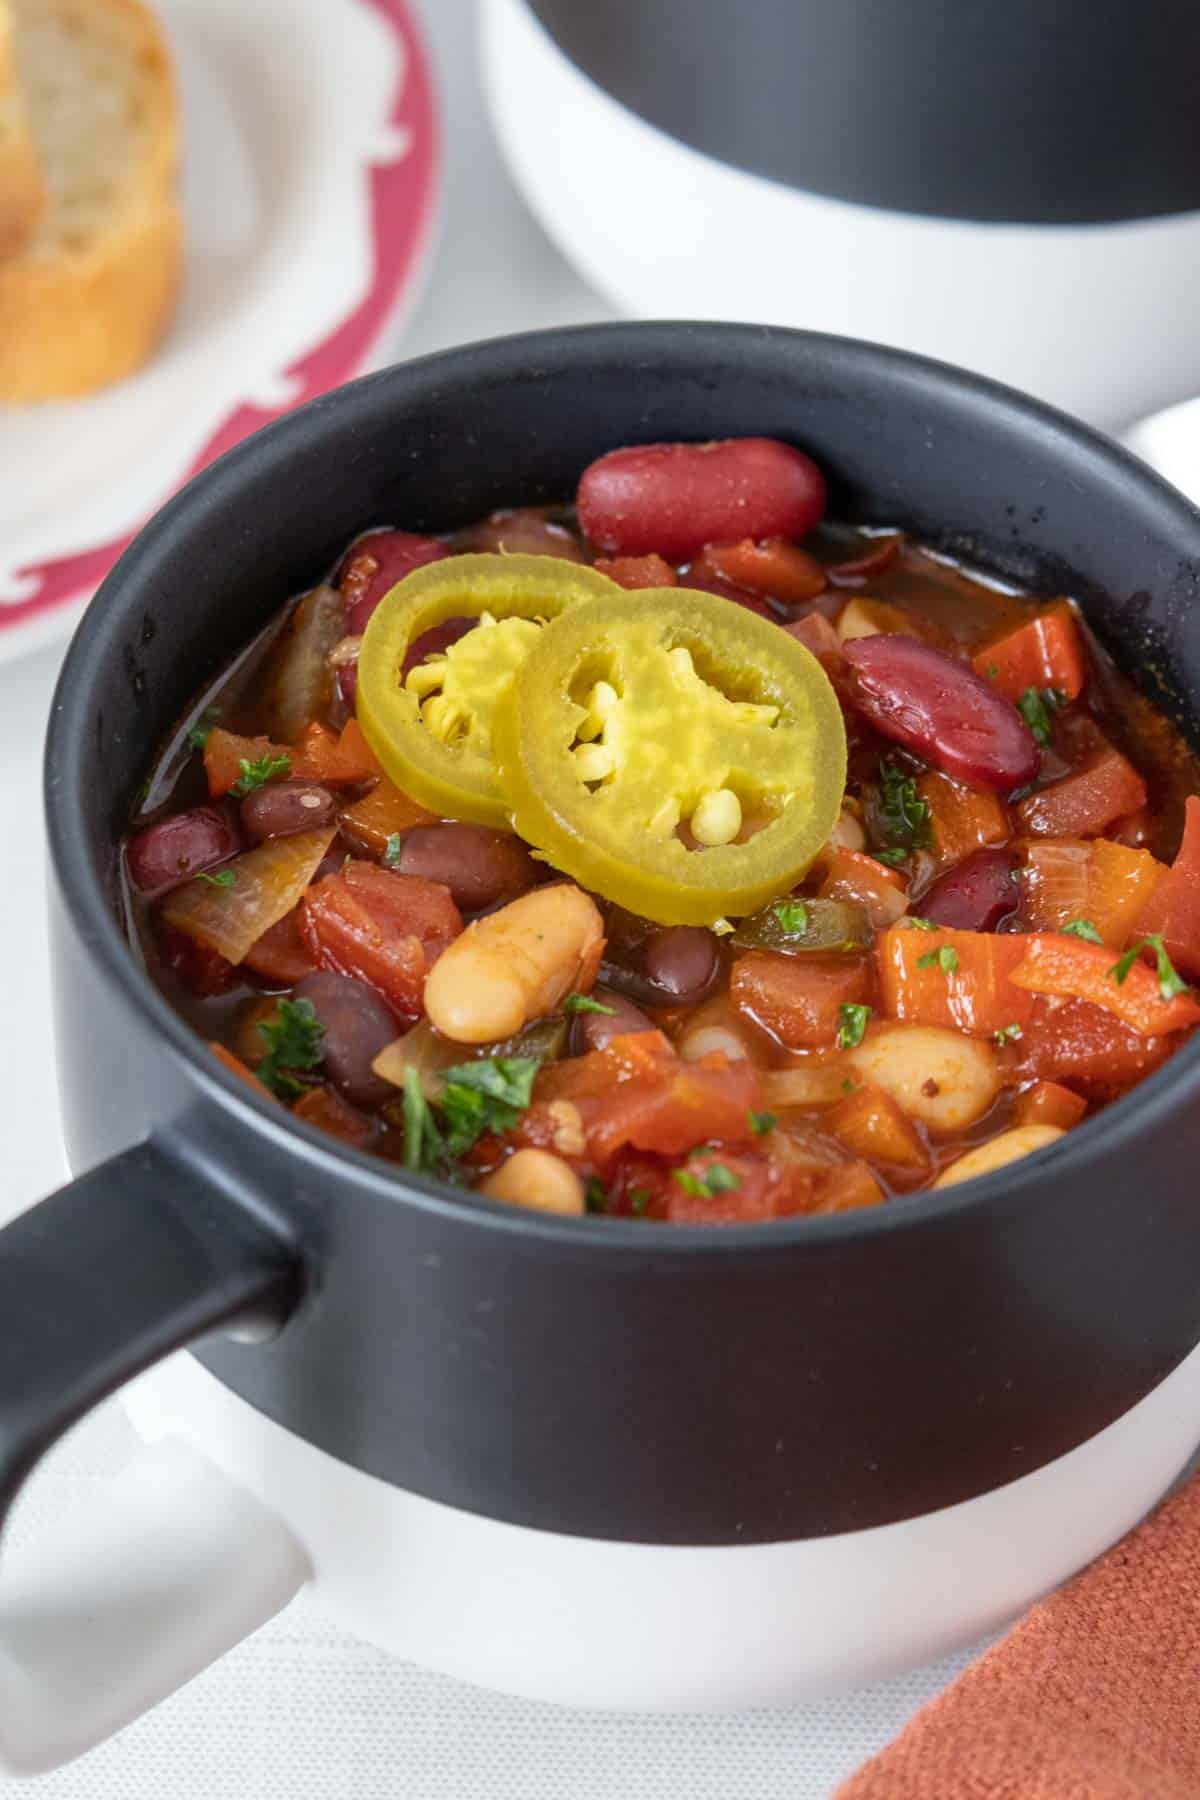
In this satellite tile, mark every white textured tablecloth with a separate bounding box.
[0,0,995,1790]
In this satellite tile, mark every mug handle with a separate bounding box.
[0,1139,310,1774]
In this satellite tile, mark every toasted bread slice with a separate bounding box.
[0,0,43,256]
[0,0,182,403]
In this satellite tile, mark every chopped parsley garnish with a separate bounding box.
[1016,685,1067,748]
[256,997,325,1098]
[774,900,809,935]
[906,916,938,931]
[841,1077,855,1095]
[231,752,291,797]
[564,992,617,1017]
[194,869,236,889]
[917,945,959,976]
[1109,934,1190,1002]
[877,760,932,856]
[584,1176,610,1215]
[875,847,910,867]
[836,1002,872,1049]
[994,1023,1024,1045]
[402,1056,542,1175]
[749,1109,776,1136]
[1062,917,1103,944]
[673,1162,740,1199]
[440,1058,541,1157]
[383,833,405,867]
[629,1187,652,1217]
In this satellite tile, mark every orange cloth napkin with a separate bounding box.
[837,1471,1200,1799]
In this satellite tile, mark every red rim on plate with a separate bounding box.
[4,0,439,644]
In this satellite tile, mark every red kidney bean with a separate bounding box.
[577,438,826,561]
[569,987,656,1054]
[127,807,240,896]
[293,971,399,1107]
[241,782,336,842]
[841,636,1040,790]
[392,823,537,913]
[340,530,448,636]
[921,848,1018,932]
[642,925,719,1002]
[458,508,586,561]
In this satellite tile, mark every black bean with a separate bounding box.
[641,926,719,1003]
[395,823,537,912]
[292,971,399,1107]
[569,988,656,1054]
[241,782,336,842]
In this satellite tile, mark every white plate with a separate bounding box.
[0,0,439,666]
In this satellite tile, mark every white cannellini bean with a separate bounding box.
[480,1149,585,1215]
[847,1024,1000,1135]
[424,884,604,1044]
[934,1124,1066,1189]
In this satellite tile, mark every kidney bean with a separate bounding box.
[841,636,1040,791]
[921,848,1018,932]
[340,530,448,636]
[642,925,719,1003]
[392,823,537,913]
[156,922,236,996]
[127,807,240,896]
[577,438,826,561]
[569,987,656,1054]
[458,508,586,561]
[293,970,399,1107]
[241,782,336,842]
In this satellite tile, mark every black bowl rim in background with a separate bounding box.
[44,321,1200,1260]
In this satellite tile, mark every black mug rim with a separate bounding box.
[43,321,1200,1257]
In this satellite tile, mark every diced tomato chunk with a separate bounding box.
[537,1033,762,1171]
[1014,998,1175,1099]
[1009,932,1200,1037]
[339,778,438,858]
[972,601,1087,703]
[731,951,873,1049]
[1015,745,1147,839]
[298,863,462,1017]
[875,926,1032,1036]
[1133,795,1200,981]
[242,907,319,985]
[593,554,677,590]
[690,538,826,606]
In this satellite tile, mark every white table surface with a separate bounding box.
[0,1,991,1791]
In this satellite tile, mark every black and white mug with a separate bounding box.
[6,325,1200,1773]
[483,0,1200,426]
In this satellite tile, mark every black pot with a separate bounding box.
[12,323,1200,1750]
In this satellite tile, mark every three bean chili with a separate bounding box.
[123,438,1200,1224]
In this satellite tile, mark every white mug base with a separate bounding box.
[480,0,1200,431]
[121,1342,1200,1712]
